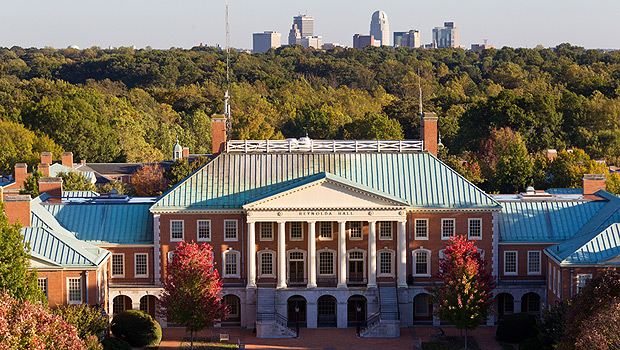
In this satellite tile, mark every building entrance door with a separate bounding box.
[317,295,337,327]
[289,260,305,285]
[287,296,307,328]
[348,260,364,283]
[347,295,367,327]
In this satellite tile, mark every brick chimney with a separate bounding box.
[546,149,557,162]
[421,112,438,156]
[38,177,63,200]
[37,163,50,177]
[14,163,27,187]
[4,195,31,226]
[80,159,86,166]
[583,174,606,197]
[182,147,190,159]
[41,152,53,165]
[61,152,73,168]
[212,115,227,154]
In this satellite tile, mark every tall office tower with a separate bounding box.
[401,30,420,48]
[393,32,405,47]
[253,31,282,53]
[293,15,314,38]
[432,22,460,48]
[353,34,377,49]
[288,24,302,45]
[369,10,389,46]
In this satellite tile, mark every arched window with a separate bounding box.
[413,249,430,276]
[378,249,394,276]
[222,250,240,278]
[258,250,276,277]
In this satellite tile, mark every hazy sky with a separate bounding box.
[1,0,619,50]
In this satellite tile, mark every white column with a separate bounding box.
[308,221,317,288]
[277,221,287,289]
[247,222,256,288]
[338,221,347,288]
[397,220,407,287]
[368,221,377,288]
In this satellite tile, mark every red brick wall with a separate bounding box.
[500,244,552,281]
[4,196,31,226]
[38,268,102,307]
[107,246,155,284]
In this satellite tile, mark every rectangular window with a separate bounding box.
[415,251,429,275]
[260,222,273,241]
[197,220,211,241]
[379,251,393,275]
[504,251,517,275]
[224,220,238,241]
[319,251,334,275]
[349,221,362,240]
[379,221,393,240]
[260,252,274,276]
[468,218,482,240]
[441,219,455,240]
[320,222,333,240]
[170,220,184,241]
[135,253,148,277]
[527,251,541,275]
[415,219,428,240]
[548,263,552,289]
[576,274,592,294]
[224,252,238,277]
[38,278,48,299]
[290,222,303,241]
[68,277,82,304]
[111,254,124,277]
[557,270,562,298]
[553,266,557,294]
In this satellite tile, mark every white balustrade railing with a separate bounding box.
[226,139,424,153]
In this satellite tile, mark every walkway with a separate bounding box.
[159,325,501,350]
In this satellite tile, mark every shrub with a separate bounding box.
[519,338,544,350]
[102,337,132,350]
[111,310,162,347]
[55,304,109,341]
[496,313,538,343]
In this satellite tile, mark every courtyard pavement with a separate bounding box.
[159,325,502,350]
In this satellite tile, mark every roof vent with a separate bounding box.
[299,136,311,144]
[526,186,535,195]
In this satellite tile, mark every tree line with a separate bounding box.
[1,43,620,193]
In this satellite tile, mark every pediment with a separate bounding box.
[243,174,409,210]
[30,255,62,269]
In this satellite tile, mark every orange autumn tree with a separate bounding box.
[427,235,495,350]
[131,164,169,196]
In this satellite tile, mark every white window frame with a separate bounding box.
[346,249,366,282]
[557,269,561,298]
[413,249,431,276]
[260,222,274,241]
[378,221,393,240]
[222,250,240,278]
[317,248,336,276]
[134,253,149,278]
[552,266,557,294]
[319,222,333,240]
[224,219,238,241]
[67,277,82,304]
[349,221,363,240]
[377,249,395,277]
[111,253,125,278]
[258,249,276,278]
[414,219,429,240]
[286,249,306,282]
[170,220,184,242]
[527,251,541,275]
[197,219,211,242]
[576,273,592,294]
[38,277,48,299]
[289,222,304,241]
[548,263,552,290]
[441,218,455,240]
[468,218,482,240]
[504,251,518,276]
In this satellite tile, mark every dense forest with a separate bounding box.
[1,44,620,193]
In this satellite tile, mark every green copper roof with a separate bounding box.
[546,223,620,265]
[152,152,500,211]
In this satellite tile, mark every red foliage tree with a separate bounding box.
[427,235,495,349]
[0,292,86,349]
[130,164,168,197]
[158,241,226,349]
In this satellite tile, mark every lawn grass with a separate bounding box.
[179,339,238,350]
[422,336,481,350]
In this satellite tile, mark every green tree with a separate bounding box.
[427,235,495,350]
[482,128,533,193]
[164,156,210,188]
[57,171,96,191]
[0,120,64,174]
[20,170,42,198]
[55,304,109,341]
[342,112,403,140]
[97,181,135,196]
[0,202,45,304]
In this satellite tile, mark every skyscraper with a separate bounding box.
[401,30,420,48]
[369,10,389,46]
[253,31,282,53]
[293,15,314,38]
[288,14,320,49]
[432,22,460,48]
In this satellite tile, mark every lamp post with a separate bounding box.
[295,305,300,337]
[356,304,362,336]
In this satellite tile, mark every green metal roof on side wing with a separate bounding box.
[546,223,620,265]
[151,152,500,211]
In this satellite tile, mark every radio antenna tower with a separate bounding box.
[224,0,232,134]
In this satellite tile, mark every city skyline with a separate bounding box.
[1,0,619,50]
